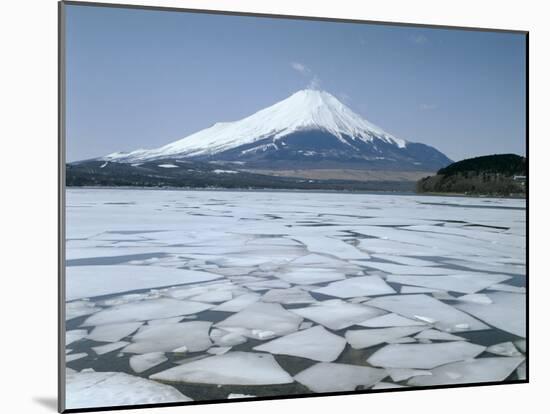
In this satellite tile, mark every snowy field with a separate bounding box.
[64,188,526,410]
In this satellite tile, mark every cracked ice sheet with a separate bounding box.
[261,287,317,304]
[66,265,222,300]
[93,341,129,355]
[487,283,526,293]
[455,292,526,337]
[388,368,432,382]
[290,253,360,270]
[408,357,525,386]
[215,302,303,337]
[367,294,489,332]
[87,322,142,343]
[211,293,261,312]
[150,352,293,385]
[291,235,370,260]
[357,313,427,328]
[415,329,466,341]
[368,342,486,369]
[129,352,168,373]
[123,321,212,354]
[372,254,438,267]
[387,274,512,294]
[66,371,191,409]
[83,298,213,326]
[66,329,88,346]
[66,300,99,321]
[487,342,521,357]
[358,262,453,275]
[294,362,387,393]
[354,226,518,258]
[291,300,386,330]
[163,280,240,300]
[254,326,346,362]
[345,326,426,349]
[313,276,396,298]
[276,267,348,285]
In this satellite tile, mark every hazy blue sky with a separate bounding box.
[65,4,526,162]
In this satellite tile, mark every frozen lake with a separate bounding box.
[64,188,526,409]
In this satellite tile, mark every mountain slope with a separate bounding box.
[102,89,452,171]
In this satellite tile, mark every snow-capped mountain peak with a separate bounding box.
[105,89,407,162]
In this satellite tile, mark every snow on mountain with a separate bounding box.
[103,89,452,170]
[105,90,404,159]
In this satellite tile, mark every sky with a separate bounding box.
[65,4,526,162]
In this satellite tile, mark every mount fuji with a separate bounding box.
[101,89,452,171]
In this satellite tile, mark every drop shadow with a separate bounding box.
[33,397,58,412]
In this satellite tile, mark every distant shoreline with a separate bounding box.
[64,185,526,200]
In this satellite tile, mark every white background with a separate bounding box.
[0,0,545,412]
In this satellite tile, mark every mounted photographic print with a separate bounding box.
[59,1,528,412]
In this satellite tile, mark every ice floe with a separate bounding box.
[487,283,526,294]
[261,287,316,304]
[92,341,129,355]
[291,300,386,330]
[207,346,232,355]
[517,361,526,380]
[147,316,185,325]
[455,292,526,337]
[388,368,432,382]
[227,393,256,399]
[189,290,233,303]
[387,274,511,294]
[361,262,450,275]
[66,329,88,346]
[455,294,493,304]
[515,339,526,353]
[87,322,142,342]
[254,326,346,362]
[345,326,426,349]
[66,300,100,321]
[83,298,213,326]
[368,342,485,369]
[357,313,426,328]
[400,286,443,294]
[123,321,212,354]
[291,235,370,260]
[372,255,437,267]
[313,276,396,298]
[414,329,466,341]
[276,267,347,285]
[294,362,387,392]
[210,329,247,346]
[66,353,88,362]
[66,371,190,409]
[408,357,524,386]
[487,342,521,357]
[367,294,489,332]
[371,382,406,389]
[216,302,302,337]
[129,352,168,373]
[150,352,293,385]
[211,293,261,313]
[67,265,221,300]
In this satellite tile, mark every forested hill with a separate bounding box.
[416,154,527,196]
[437,154,526,177]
